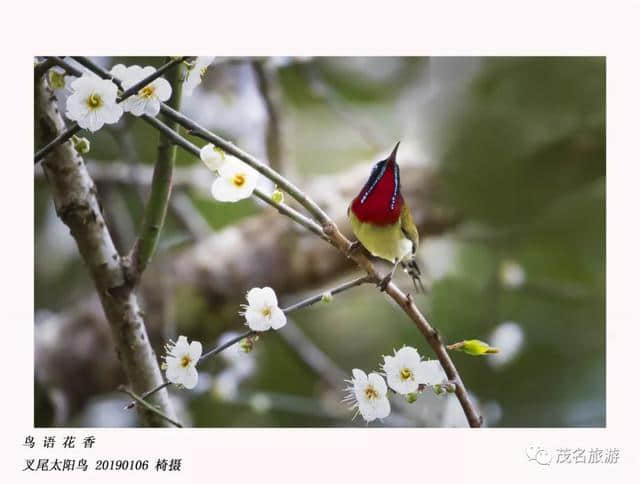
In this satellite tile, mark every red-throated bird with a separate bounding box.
[348,142,423,291]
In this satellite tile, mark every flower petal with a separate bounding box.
[245,308,271,331]
[352,368,367,382]
[368,373,388,395]
[246,287,266,307]
[416,360,446,386]
[144,99,161,117]
[373,395,391,419]
[189,340,203,361]
[165,359,180,383]
[269,307,287,330]
[357,400,378,422]
[152,78,172,101]
[200,144,225,171]
[259,287,278,307]
[211,178,244,202]
[181,366,198,389]
[100,103,123,124]
[395,346,421,366]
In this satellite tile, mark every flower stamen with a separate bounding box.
[400,367,413,381]
[87,92,102,109]
[364,386,379,400]
[139,85,155,98]
[233,174,246,187]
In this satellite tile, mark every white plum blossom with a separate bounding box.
[183,57,215,96]
[211,157,259,202]
[116,65,172,117]
[109,63,129,81]
[65,75,123,132]
[163,336,202,389]
[199,143,227,172]
[344,369,391,423]
[382,346,446,394]
[242,287,286,332]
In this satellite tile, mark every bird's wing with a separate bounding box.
[400,204,419,254]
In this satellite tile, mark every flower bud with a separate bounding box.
[72,135,91,154]
[321,291,333,304]
[406,392,418,404]
[447,339,499,356]
[271,188,284,204]
[48,69,66,90]
[239,337,254,353]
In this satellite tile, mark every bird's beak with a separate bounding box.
[387,141,400,163]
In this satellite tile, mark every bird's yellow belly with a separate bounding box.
[349,211,412,263]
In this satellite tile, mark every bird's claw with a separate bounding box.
[377,273,392,292]
[347,240,362,257]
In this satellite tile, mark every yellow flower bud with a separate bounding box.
[447,339,499,356]
[271,189,284,204]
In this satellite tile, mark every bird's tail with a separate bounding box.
[402,258,425,293]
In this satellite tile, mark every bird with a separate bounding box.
[348,142,424,292]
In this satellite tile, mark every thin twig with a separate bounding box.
[200,330,254,361]
[137,113,328,240]
[117,57,190,102]
[119,386,183,427]
[252,188,327,240]
[124,381,172,410]
[126,276,372,409]
[165,108,332,225]
[34,57,185,163]
[34,124,81,164]
[282,275,371,312]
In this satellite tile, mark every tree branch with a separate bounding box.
[43,55,481,427]
[320,224,483,427]
[137,112,329,240]
[128,58,185,279]
[125,276,372,409]
[119,386,182,428]
[35,76,176,427]
[34,57,187,163]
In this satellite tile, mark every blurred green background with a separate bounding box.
[34,57,605,427]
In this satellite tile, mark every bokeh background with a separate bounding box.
[34,57,605,427]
